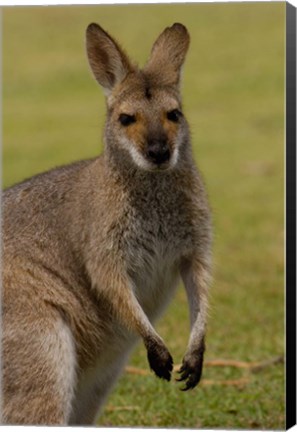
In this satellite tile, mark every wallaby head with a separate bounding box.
[86,23,190,172]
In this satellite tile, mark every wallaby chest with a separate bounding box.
[126,173,194,254]
[112,174,195,318]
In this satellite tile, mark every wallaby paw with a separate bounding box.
[146,341,173,381]
[176,345,205,391]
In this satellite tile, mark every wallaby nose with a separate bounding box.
[146,141,170,165]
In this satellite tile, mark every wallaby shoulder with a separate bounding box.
[4,157,96,211]
[3,156,100,306]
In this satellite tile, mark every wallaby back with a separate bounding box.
[2,22,212,426]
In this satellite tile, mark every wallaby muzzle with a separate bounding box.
[146,141,170,165]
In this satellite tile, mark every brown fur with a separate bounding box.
[2,22,212,425]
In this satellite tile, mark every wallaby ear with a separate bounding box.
[144,23,190,87]
[86,23,134,95]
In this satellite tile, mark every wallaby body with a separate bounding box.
[2,23,212,425]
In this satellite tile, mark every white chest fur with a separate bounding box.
[131,238,181,322]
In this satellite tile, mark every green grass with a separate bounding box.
[3,3,285,429]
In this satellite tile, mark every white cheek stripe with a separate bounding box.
[129,145,153,170]
[120,137,152,170]
[170,146,179,168]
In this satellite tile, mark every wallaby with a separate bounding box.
[2,22,212,425]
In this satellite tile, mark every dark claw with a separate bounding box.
[146,339,173,381]
[177,342,205,391]
[175,370,189,382]
[151,354,173,381]
[181,383,193,391]
[178,364,186,374]
[180,370,201,391]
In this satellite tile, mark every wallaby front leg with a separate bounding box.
[96,265,173,381]
[178,257,211,390]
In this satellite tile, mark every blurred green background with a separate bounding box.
[3,3,285,429]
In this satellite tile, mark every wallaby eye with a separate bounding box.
[167,109,182,123]
[119,113,136,127]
